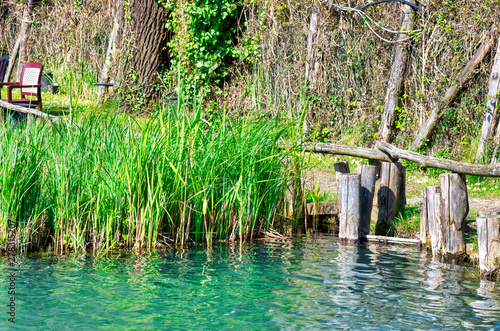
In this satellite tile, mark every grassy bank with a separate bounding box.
[0,97,308,254]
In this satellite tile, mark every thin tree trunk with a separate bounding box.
[16,0,34,80]
[378,5,414,142]
[97,0,124,103]
[4,38,20,83]
[305,11,319,85]
[477,38,500,163]
[410,31,497,150]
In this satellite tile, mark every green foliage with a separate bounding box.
[392,206,420,238]
[428,147,450,178]
[166,0,258,96]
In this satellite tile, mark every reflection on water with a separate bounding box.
[1,236,500,330]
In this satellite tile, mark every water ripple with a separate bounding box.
[0,236,499,330]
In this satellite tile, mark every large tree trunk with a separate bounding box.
[378,5,414,142]
[119,0,168,108]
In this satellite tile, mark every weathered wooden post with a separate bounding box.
[338,173,361,242]
[439,173,468,257]
[477,209,500,277]
[428,192,442,256]
[376,162,406,235]
[420,186,440,246]
[334,161,350,179]
[358,164,376,240]
[368,159,381,179]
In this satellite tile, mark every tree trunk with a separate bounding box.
[410,31,497,150]
[16,0,34,80]
[378,5,414,142]
[305,11,319,86]
[4,1,33,82]
[120,0,168,108]
[97,0,124,104]
[477,38,500,163]
[4,38,19,83]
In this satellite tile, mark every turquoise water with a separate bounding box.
[1,236,500,330]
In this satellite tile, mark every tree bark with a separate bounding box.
[477,38,500,163]
[378,5,414,142]
[410,30,497,150]
[4,1,34,82]
[305,11,319,86]
[376,141,500,177]
[120,0,167,107]
[16,0,34,80]
[4,38,19,83]
[304,142,393,162]
[305,141,500,177]
[97,0,124,104]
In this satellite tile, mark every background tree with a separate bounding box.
[117,0,168,110]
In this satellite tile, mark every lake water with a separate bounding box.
[1,236,500,330]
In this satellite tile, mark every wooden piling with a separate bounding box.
[375,162,406,235]
[338,173,361,242]
[477,209,500,277]
[420,186,440,246]
[439,173,468,257]
[428,192,442,256]
[334,161,350,180]
[358,164,376,239]
[368,159,381,179]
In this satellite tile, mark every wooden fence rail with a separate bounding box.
[303,141,500,177]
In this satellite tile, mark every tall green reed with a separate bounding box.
[0,85,305,254]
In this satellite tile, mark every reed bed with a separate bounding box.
[0,98,305,254]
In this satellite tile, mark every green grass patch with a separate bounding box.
[391,205,420,239]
